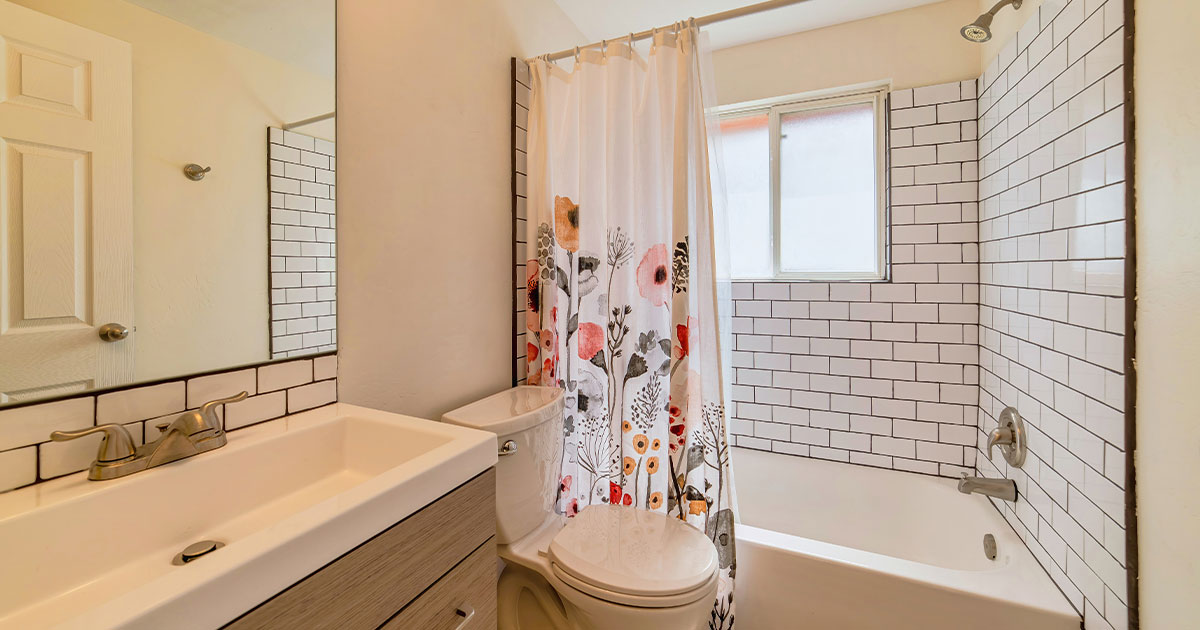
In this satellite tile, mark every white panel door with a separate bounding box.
[0,1,133,402]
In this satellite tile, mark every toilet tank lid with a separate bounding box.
[441,386,563,435]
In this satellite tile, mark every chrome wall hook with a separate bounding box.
[183,163,211,181]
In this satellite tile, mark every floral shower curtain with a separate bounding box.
[525,23,735,628]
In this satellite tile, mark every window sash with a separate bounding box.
[718,85,889,281]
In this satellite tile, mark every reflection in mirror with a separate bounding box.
[0,0,335,406]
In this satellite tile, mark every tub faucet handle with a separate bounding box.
[986,426,1013,459]
[987,407,1027,468]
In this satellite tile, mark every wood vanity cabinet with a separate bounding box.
[224,469,498,630]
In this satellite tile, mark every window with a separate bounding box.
[717,86,888,280]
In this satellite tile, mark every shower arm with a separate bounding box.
[982,0,1023,21]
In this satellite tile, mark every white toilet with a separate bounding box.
[443,386,719,630]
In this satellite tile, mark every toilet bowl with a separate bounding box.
[444,387,719,630]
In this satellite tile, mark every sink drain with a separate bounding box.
[172,540,225,565]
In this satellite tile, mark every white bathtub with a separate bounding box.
[731,447,1079,630]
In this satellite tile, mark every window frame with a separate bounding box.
[717,82,890,282]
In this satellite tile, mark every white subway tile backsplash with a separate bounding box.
[0,398,94,452]
[0,447,36,492]
[95,381,185,427]
[187,369,257,408]
[288,380,337,413]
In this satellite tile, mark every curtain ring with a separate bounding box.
[573,46,580,63]
[600,39,607,57]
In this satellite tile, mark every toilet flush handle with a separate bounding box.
[498,440,518,456]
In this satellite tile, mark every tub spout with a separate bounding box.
[957,474,1017,502]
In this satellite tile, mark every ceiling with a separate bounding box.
[124,0,334,78]
[552,0,949,50]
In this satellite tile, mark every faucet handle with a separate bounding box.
[51,424,136,462]
[986,426,1013,460]
[162,391,249,437]
[197,391,249,432]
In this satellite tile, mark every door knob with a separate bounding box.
[98,323,130,342]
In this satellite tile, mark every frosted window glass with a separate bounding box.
[718,113,772,278]
[778,102,878,274]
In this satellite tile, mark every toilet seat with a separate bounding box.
[547,504,719,609]
[550,561,720,608]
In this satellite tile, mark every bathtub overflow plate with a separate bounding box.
[172,539,225,565]
[983,533,997,560]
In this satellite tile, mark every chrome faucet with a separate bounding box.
[50,392,247,481]
[957,474,1017,502]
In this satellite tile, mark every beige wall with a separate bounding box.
[710,0,982,105]
[1134,0,1200,625]
[12,0,334,381]
[336,0,585,419]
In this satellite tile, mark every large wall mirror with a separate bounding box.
[0,0,335,406]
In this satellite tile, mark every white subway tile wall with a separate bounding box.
[514,61,531,384]
[727,80,981,477]
[269,127,337,358]
[0,356,337,492]
[976,1,1127,628]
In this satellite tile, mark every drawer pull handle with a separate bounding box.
[453,605,475,629]
[498,440,518,456]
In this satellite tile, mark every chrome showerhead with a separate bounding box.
[961,0,1022,43]
[960,15,993,42]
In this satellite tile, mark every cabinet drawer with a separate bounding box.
[379,538,497,630]
[226,469,496,630]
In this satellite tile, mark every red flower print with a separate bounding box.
[674,317,698,359]
[559,475,572,495]
[577,322,604,361]
[527,342,539,362]
[566,499,579,517]
[635,244,671,306]
[668,405,687,452]
[607,482,634,506]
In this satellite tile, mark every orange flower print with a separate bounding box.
[554,196,580,252]
[633,434,649,454]
[688,499,708,516]
[651,438,661,451]
[635,244,671,306]
[622,420,632,433]
[578,322,604,361]
[646,456,659,474]
[649,492,663,509]
[623,457,637,475]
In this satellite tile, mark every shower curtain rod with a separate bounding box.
[534,0,818,63]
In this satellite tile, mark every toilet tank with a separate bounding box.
[442,386,563,544]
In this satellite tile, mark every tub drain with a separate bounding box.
[172,539,225,565]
